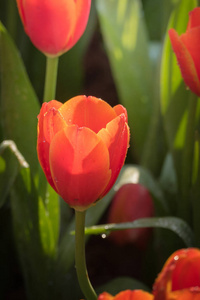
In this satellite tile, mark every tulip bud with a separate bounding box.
[98,290,153,300]
[37,95,130,211]
[16,0,91,57]
[169,7,200,97]
[107,183,154,248]
[153,248,200,300]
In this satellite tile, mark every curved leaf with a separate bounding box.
[95,0,153,159]
[0,22,39,175]
[84,216,194,247]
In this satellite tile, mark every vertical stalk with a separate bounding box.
[192,135,200,247]
[75,210,97,300]
[43,56,59,102]
[179,93,197,222]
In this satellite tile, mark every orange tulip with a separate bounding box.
[37,95,130,211]
[98,290,153,300]
[169,7,200,96]
[153,248,200,300]
[107,183,154,248]
[16,0,91,56]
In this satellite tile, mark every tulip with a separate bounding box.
[98,290,153,300]
[37,95,130,211]
[169,7,200,97]
[153,248,200,300]
[16,0,91,56]
[107,183,154,248]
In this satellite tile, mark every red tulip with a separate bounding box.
[37,95,130,211]
[153,248,200,300]
[107,183,154,248]
[98,290,153,300]
[16,0,91,56]
[169,7,200,96]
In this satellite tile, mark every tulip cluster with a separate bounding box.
[37,95,130,211]
[98,248,200,300]
[169,7,200,97]
[16,0,91,56]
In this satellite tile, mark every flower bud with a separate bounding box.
[37,95,130,211]
[107,183,154,248]
[16,0,91,57]
[153,248,200,300]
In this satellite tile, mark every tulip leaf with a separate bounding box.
[0,140,29,208]
[160,0,198,177]
[0,22,40,175]
[38,187,60,258]
[84,216,194,247]
[95,0,153,159]
[11,165,58,299]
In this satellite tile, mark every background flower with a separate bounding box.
[169,7,200,96]
[107,183,154,248]
[16,0,91,56]
[153,248,200,300]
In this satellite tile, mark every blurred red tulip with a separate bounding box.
[16,0,91,56]
[98,290,153,300]
[107,183,154,248]
[153,248,200,300]
[37,95,130,211]
[169,7,200,96]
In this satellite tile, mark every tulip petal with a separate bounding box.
[59,95,118,133]
[98,292,113,300]
[169,288,200,300]
[187,7,200,31]
[49,125,111,210]
[113,104,128,123]
[17,0,76,55]
[37,100,64,190]
[181,28,200,84]
[169,28,200,96]
[98,114,130,197]
[98,290,153,300]
[153,248,200,300]
[65,0,91,51]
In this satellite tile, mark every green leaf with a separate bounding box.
[160,0,197,176]
[84,216,194,247]
[38,185,60,258]
[95,0,153,159]
[144,0,178,40]
[0,22,40,175]
[11,165,58,300]
[0,140,28,208]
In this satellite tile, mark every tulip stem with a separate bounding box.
[179,92,197,222]
[75,210,97,300]
[43,56,59,102]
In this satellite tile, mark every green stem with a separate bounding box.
[43,56,59,102]
[179,92,197,222]
[192,131,200,247]
[75,210,97,300]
